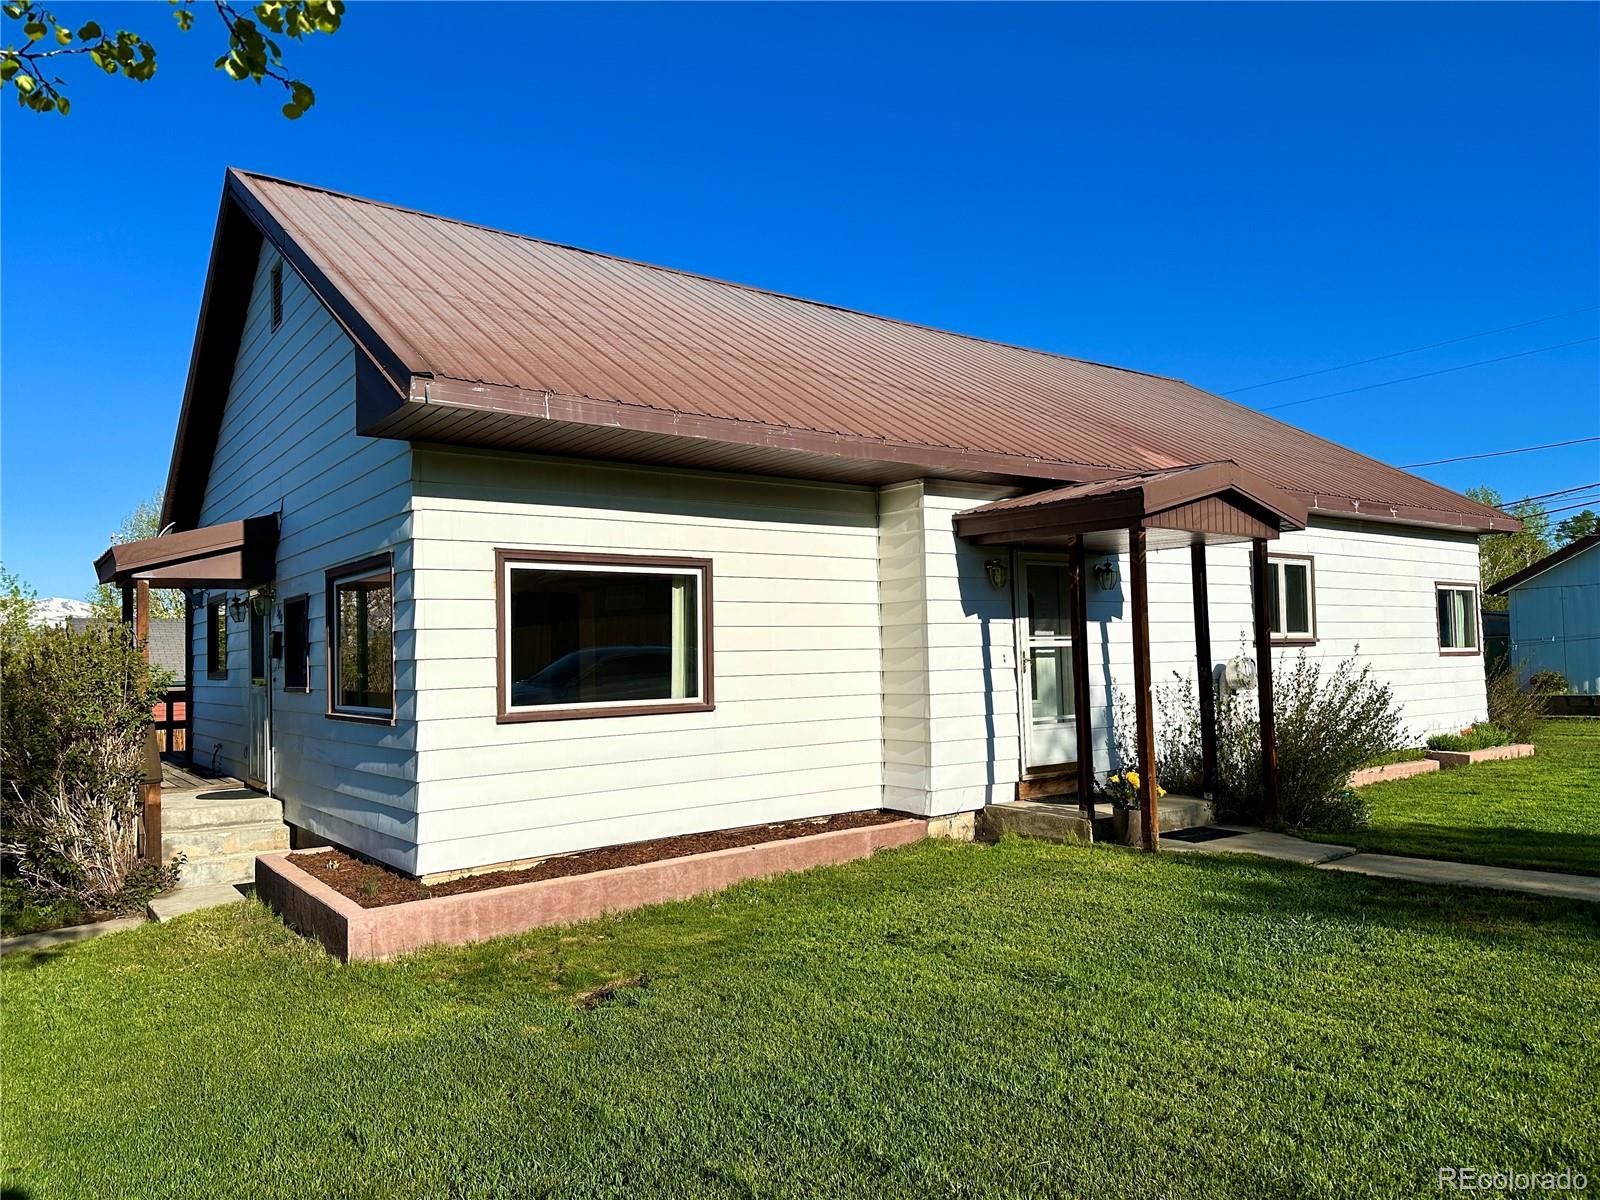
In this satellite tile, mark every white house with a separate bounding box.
[95,170,1515,880]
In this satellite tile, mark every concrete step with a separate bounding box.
[976,800,1094,846]
[147,884,248,922]
[175,850,269,888]
[1091,795,1217,840]
[163,820,289,861]
[162,792,282,830]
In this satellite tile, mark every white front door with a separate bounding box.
[246,597,272,791]
[1017,555,1077,771]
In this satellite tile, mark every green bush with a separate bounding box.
[0,618,177,910]
[1486,664,1545,744]
[1360,747,1427,768]
[1426,723,1512,752]
[1527,669,1568,696]
[1151,648,1403,832]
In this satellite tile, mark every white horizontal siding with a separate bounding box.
[1077,517,1488,777]
[190,249,417,870]
[407,448,884,876]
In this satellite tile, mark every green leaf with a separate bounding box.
[0,58,17,81]
[52,23,68,44]
[12,70,30,91]
[54,93,67,113]
[77,20,100,39]
[21,18,44,39]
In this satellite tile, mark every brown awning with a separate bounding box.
[955,461,1308,552]
[94,515,279,588]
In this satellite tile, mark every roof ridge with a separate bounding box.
[228,167,1186,387]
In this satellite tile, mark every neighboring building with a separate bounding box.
[1488,533,1600,694]
[95,170,1515,878]
[66,616,187,685]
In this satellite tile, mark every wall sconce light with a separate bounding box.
[250,586,275,618]
[1093,560,1119,591]
[228,594,250,623]
[984,558,1010,590]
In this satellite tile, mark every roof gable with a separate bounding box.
[1488,533,1600,594]
[162,168,1518,534]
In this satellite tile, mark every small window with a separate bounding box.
[326,555,393,720]
[498,550,713,722]
[282,595,310,692]
[1437,584,1480,655]
[270,261,284,330]
[1266,556,1315,642]
[206,597,229,679]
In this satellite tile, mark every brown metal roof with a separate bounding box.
[955,461,1308,551]
[163,169,1518,534]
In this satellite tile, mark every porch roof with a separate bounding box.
[94,515,279,589]
[953,461,1308,552]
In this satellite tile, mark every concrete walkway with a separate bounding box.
[1164,825,1600,904]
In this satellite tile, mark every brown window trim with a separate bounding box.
[1435,580,1482,657]
[281,593,312,693]
[325,552,396,725]
[205,594,230,679]
[495,548,715,725]
[1267,552,1318,645]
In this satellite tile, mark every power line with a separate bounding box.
[1509,481,1600,505]
[1259,337,1600,412]
[1222,305,1600,395]
[1544,499,1600,518]
[1402,436,1600,469]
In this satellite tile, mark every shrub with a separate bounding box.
[1147,648,1403,832]
[0,620,176,909]
[1527,669,1569,696]
[1426,723,1512,752]
[1361,747,1427,768]
[1486,664,1545,744]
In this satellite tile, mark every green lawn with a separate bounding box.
[4,839,1597,1199]
[1305,721,1600,876]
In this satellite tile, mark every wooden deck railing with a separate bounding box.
[154,686,187,754]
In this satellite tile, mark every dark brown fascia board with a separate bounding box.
[372,374,1132,487]
[1488,532,1600,595]
[96,515,279,584]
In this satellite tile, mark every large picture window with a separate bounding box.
[1436,583,1480,655]
[497,550,713,722]
[1265,555,1316,642]
[326,554,394,721]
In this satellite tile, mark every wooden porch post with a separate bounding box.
[133,580,163,864]
[1128,526,1159,851]
[1249,538,1281,825]
[1069,535,1095,818]
[1190,542,1217,797]
[183,589,195,763]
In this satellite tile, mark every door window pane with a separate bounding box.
[333,570,393,713]
[506,563,703,711]
[1267,564,1283,635]
[283,596,309,691]
[1026,563,1068,638]
[1030,647,1074,723]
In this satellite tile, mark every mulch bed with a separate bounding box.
[290,810,906,909]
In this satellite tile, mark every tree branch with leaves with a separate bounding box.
[1,0,342,117]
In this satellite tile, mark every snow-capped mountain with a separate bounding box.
[28,597,95,628]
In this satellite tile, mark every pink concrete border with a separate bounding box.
[257,817,930,962]
[1427,743,1536,769]
[1348,758,1440,788]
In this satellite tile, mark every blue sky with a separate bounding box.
[3,2,1596,599]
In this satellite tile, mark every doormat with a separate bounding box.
[1163,826,1247,844]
